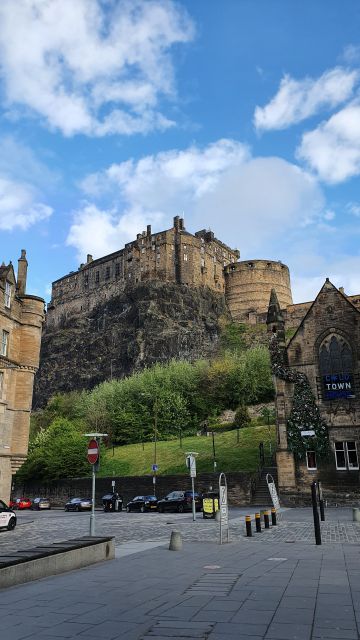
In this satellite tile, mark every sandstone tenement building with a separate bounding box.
[0,252,44,502]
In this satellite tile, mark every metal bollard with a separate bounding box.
[245,515,252,537]
[255,512,261,533]
[311,482,322,546]
[271,508,277,526]
[264,510,270,529]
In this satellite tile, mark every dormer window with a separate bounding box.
[4,281,11,308]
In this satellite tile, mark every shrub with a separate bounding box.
[233,405,251,429]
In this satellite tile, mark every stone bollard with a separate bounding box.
[353,507,360,522]
[169,530,183,551]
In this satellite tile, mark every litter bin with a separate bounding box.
[102,492,123,512]
[202,491,219,519]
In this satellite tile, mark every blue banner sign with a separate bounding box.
[322,373,354,400]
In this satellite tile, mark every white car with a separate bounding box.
[0,499,17,530]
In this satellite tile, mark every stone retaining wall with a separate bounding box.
[15,472,257,507]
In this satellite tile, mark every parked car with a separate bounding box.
[102,493,123,512]
[157,491,202,513]
[31,497,51,510]
[0,500,17,530]
[10,498,32,510]
[126,495,158,513]
[64,497,92,512]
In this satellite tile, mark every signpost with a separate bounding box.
[266,473,280,511]
[186,452,198,521]
[84,432,108,536]
[219,472,229,544]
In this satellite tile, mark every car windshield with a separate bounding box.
[145,496,156,501]
[71,498,80,503]
[0,500,7,509]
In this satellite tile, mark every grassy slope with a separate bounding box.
[99,425,276,477]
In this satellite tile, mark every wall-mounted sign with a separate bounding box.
[301,430,315,437]
[322,373,354,400]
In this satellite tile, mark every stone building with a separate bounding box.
[47,216,240,328]
[268,280,360,502]
[0,252,44,502]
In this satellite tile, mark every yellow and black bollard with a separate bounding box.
[245,515,252,537]
[271,508,277,526]
[264,510,270,529]
[255,512,261,533]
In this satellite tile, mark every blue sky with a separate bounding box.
[1,0,360,303]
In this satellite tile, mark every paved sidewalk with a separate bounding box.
[2,536,360,639]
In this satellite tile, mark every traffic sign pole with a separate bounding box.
[90,463,96,536]
[84,433,107,537]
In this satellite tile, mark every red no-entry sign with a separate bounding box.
[87,439,99,465]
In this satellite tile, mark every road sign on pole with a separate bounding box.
[219,472,229,544]
[83,433,108,537]
[87,439,99,465]
[185,452,198,521]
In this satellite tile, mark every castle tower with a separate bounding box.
[224,259,292,323]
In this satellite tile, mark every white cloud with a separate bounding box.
[0,175,52,231]
[68,139,324,261]
[347,202,360,216]
[254,67,358,131]
[0,0,194,137]
[297,100,360,183]
[292,257,360,304]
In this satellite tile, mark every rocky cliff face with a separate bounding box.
[34,282,230,407]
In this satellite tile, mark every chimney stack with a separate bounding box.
[173,215,180,230]
[17,249,28,295]
[86,254,93,264]
[147,224,152,236]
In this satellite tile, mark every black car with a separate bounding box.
[126,495,158,513]
[157,491,202,513]
[102,493,123,512]
[65,497,92,512]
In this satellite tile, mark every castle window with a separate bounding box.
[184,254,188,261]
[128,273,131,278]
[4,281,11,308]
[1,330,9,357]
[95,271,100,283]
[335,441,359,470]
[141,248,145,254]
[105,266,111,279]
[248,262,254,268]
[152,244,155,250]
[83,274,89,287]
[0,371,3,397]
[115,263,120,277]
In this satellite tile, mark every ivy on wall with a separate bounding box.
[269,332,329,460]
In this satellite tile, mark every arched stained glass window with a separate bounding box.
[319,335,353,375]
[319,334,354,400]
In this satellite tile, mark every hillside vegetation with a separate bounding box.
[20,324,274,483]
[98,425,276,477]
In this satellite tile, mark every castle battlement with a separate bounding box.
[47,216,240,327]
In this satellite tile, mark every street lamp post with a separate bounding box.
[212,431,217,472]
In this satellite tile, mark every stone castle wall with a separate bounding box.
[224,260,293,323]
[47,217,239,329]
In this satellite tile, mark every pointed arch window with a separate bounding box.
[319,335,354,400]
